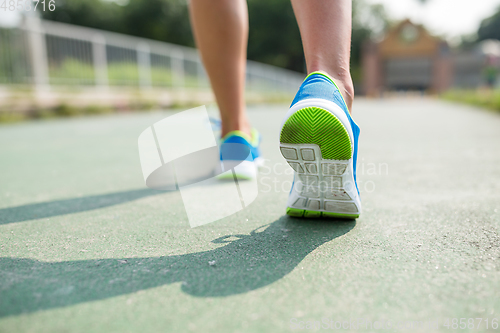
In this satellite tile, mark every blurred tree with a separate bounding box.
[351,0,388,83]
[247,0,303,71]
[477,6,500,41]
[120,0,194,46]
[41,0,126,33]
[249,0,388,75]
[42,0,194,46]
[42,0,387,78]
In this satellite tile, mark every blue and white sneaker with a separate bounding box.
[218,129,263,180]
[279,71,361,218]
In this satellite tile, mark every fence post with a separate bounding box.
[171,49,185,88]
[92,34,108,89]
[24,15,49,94]
[137,42,152,90]
[246,63,253,92]
[197,60,206,88]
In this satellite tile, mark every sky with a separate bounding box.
[366,0,500,41]
[0,9,22,27]
[1,0,500,41]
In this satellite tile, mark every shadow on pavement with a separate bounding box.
[0,189,163,225]
[0,216,355,317]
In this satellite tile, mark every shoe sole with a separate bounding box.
[280,104,360,219]
[216,160,258,180]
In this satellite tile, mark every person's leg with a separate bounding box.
[290,0,354,111]
[281,0,361,218]
[188,0,251,137]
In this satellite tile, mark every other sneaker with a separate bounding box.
[218,129,263,180]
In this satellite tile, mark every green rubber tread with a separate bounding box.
[280,107,352,160]
[216,173,253,181]
[304,210,321,218]
[322,212,359,219]
[286,208,358,220]
[286,208,304,217]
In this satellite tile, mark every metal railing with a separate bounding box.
[0,15,304,94]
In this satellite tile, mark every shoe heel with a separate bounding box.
[280,106,352,160]
[280,106,360,219]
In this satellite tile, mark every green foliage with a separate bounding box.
[246,0,388,74]
[42,0,388,78]
[0,109,28,122]
[247,0,303,71]
[351,1,388,83]
[48,58,199,87]
[84,105,112,115]
[42,0,194,47]
[53,103,80,117]
[478,6,500,41]
[30,108,56,119]
[121,0,194,46]
[442,89,500,112]
[0,28,31,84]
[41,0,126,33]
[49,59,95,85]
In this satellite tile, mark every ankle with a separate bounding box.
[333,77,354,112]
[309,69,354,112]
[221,122,252,139]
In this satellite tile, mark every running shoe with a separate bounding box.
[218,129,263,180]
[279,71,361,218]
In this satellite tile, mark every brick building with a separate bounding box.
[362,19,453,95]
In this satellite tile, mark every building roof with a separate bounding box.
[378,19,443,58]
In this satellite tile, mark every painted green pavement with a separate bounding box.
[0,99,499,332]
